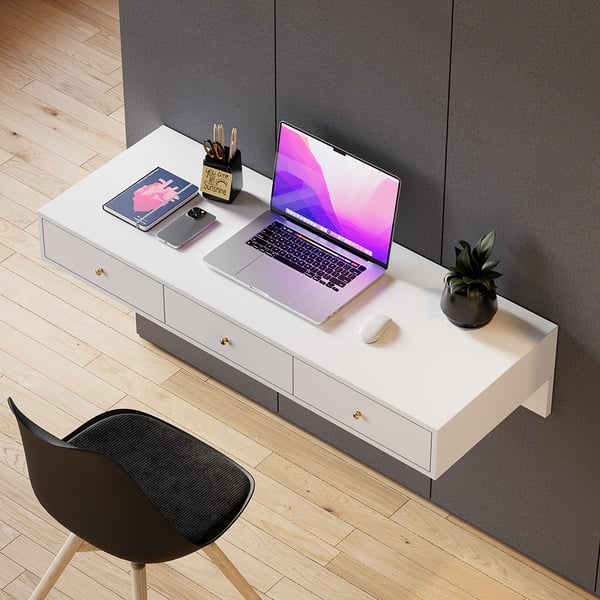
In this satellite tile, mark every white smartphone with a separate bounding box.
[156,205,217,248]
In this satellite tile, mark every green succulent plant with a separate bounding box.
[445,229,502,300]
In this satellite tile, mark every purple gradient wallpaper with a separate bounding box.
[271,123,400,265]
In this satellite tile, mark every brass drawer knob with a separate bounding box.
[353,411,362,420]
[220,336,229,346]
[95,267,105,276]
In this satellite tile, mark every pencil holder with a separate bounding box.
[200,148,243,203]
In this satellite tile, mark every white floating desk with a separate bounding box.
[38,126,557,479]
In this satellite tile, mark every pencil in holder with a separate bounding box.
[200,147,243,203]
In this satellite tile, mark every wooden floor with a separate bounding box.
[0,1,595,599]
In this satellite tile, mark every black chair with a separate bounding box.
[8,397,259,600]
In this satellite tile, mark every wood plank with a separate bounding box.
[209,372,425,508]
[106,378,271,469]
[258,451,408,524]
[146,589,171,600]
[136,334,209,376]
[258,453,522,600]
[0,147,12,165]
[1,156,70,201]
[0,100,97,165]
[223,519,375,600]
[3,253,133,322]
[0,364,106,427]
[201,543,261,600]
[2,0,101,44]
[0,124,90,187]
[0,424,32,477]
[446,513,599,599]
[327,552,421,600]
[0,217,40,260]
[23,79,125,142]
[0,21,117,92]
[336,529,497,600]
[166,368,408,517]
[44,0,121,36]
[0,549,25,588]
[1,265,179,385]
[265,577,322,600]
[3,535,123,600]
[0,319,124,410]
[0,34,121,117]
[0,57,34,89]
[107,80,124,103]
[241,499,340,566]
[85,28,121,60]
[0,168,55,214]
[0,519,20,549]
[81,152,114,172]
[249,467,355,548]
[83,0,120,20]
[392,500,592,600]
[2,570,69,599]
[0,294,99,367]
[0,191,36,229]
[169,543,280,598]
[0,83,124,159]
[0,487,70,556]
[70,548,132,600]
[144,562,223,600]
[0,243,14,262]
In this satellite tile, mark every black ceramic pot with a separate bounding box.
[440,283,498,328]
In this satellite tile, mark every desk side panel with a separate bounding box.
[433,329,557,478]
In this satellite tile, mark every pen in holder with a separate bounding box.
[201,146,243,204]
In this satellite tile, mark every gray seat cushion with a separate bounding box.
[68,412,252,546]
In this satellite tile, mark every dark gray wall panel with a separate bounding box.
[119,0,276,175]
[275,0,452,260]
[434,0,600,591]
[120,0,600,590]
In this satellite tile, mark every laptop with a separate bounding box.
[203,121,401,324]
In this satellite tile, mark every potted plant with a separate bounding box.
[440,229,502,328]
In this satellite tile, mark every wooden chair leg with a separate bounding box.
[131,562,147,600]
[31,533,85,600]
[203,542,260,600]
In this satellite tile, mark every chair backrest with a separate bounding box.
[8,398,198,563]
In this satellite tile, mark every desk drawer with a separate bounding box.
[164,288,293,393]
[41,220,164,321]
[294,360,432,470]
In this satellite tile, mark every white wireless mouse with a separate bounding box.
[359,314,392,344]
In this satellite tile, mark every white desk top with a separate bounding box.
[39,125,557,477]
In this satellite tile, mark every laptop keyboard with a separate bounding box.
[246,220,366,292]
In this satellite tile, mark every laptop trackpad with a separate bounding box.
[236,256,308,302]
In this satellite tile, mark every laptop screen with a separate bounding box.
[271,122,401,267]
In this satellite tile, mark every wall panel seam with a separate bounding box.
[440,0,455,265]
